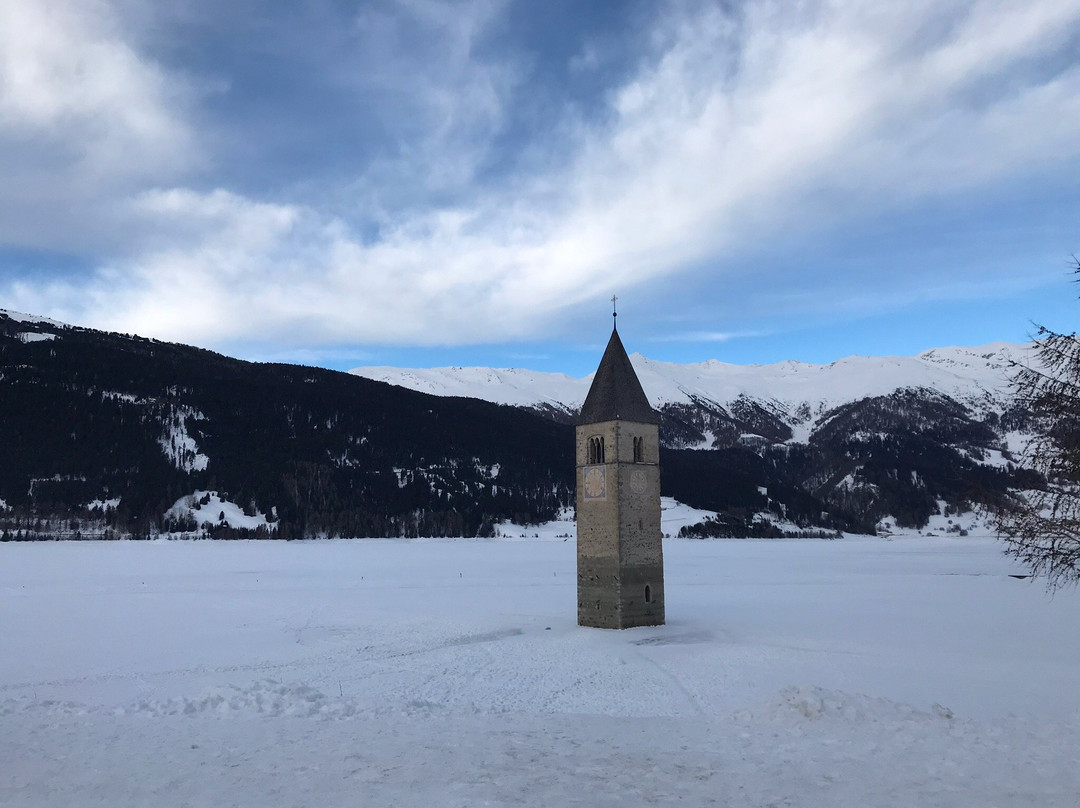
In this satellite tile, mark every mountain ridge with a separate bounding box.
[1,309,1038,539]
[351,341,1034,444]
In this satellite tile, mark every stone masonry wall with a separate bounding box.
[576,420,664,629]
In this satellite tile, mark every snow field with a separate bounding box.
[494,497,716,539]
[2,537,1078,806]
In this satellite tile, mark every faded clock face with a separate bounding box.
[629,468,647,494]
[583,466,606,499]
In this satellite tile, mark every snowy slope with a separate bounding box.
[492,497,721,539]
[352,342,1033,431]
[165,490,277,533]
[0,308,69,329]
[350,364,588,411]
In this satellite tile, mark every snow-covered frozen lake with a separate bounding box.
[3,536,1078,806]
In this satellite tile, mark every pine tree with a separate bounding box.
[995,260,1080,588]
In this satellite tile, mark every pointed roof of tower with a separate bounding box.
[578,328,659,425]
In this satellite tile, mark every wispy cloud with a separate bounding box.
[4,0,1080,351]
[649,330,769,344]
[343,0,520,216]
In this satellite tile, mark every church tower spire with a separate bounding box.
[575,311,665,629]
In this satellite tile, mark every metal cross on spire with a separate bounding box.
[611,295,618,329]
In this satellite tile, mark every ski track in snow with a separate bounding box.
[2,537,1078,807]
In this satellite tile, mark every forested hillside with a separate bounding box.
[0,311,573,539]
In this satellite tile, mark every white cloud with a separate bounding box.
[5,0,1080,349]
[0,0,194,249]
[0,0,188,155]
[650,330,768,344]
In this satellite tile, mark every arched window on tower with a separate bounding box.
[588,436,605,464]
[633,436,644,463]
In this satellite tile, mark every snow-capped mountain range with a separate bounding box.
[354,342,1040,536]
[351,342,1033,440]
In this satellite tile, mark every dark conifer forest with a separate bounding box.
[1,313,573,539]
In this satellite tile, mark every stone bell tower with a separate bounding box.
[575,308,664,629]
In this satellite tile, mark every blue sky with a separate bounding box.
[1,0,1079,376]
